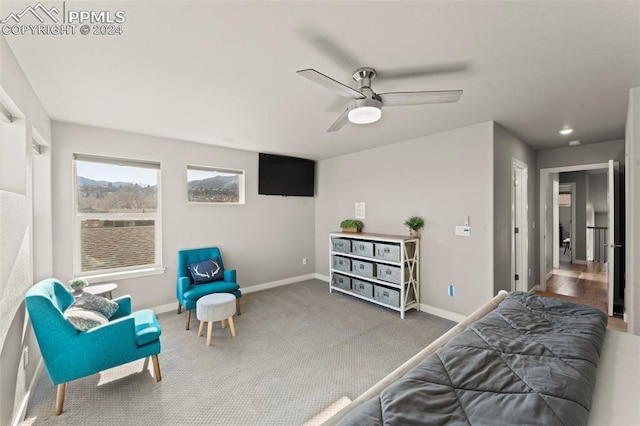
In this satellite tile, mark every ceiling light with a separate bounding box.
[559,128,573,135]
[569,140,581,146]
[348,99,382,124]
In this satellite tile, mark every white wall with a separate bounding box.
[0,36,52,426]
[315,121,494,319]
[537,139,625,169]
[625,87,639,335]
[52,122,316,310]
[493,123,537,293]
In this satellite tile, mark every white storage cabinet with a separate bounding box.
[329,232,419,318]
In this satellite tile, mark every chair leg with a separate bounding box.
[228,316,237,337]
[185,309,191,330]
[236,298,241,315]
[177,302,182,315]
[207,322,213,346]
[152,355,162,382]
[55,383,66,416]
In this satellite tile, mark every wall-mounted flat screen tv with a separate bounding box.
[258,153,315,197]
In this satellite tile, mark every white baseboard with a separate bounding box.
[419,303,466,323]
[153,302,178,315]
[152,273,322,313]
[545,271,553,281]
[12,358,44,426]
[573,259,587,265]
[529,285,540,294]
[242,273,317,294]
[315,273,330,282]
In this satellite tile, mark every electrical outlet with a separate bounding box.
[448,285,455,297]
[302,258,307,265]
[23,346,29,369]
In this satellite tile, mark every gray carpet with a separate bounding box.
[22,279,455,425]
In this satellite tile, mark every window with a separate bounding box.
[73,154,162,280]
[187,165,244,204]
[559,192,571,207]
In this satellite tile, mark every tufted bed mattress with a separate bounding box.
[323,291,638,426]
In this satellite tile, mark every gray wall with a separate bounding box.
[560,172,587,261]
[52,122,316,310]
[493,123,538,294]
[315,122,495,318]
[0,36,52,426]
[537,139,625,169]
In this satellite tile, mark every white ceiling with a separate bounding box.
[4,1,640,160]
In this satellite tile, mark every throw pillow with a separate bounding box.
[64,293,119,331]
[187,257,224,284]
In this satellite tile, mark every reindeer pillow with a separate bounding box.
[187,257,224,284]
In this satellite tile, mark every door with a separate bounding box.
[607,160,621,316]
[512,159,528,292]
[552,178,560,270]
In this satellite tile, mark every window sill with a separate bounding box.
[76,266,166,284]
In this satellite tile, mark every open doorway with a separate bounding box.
[539,163,625,331]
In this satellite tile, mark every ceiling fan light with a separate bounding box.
[348,106,382,124]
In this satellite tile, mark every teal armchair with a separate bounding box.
[177,247,241,330]
[25,278,162,415]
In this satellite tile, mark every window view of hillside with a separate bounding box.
[75,159,159,273]
[187,167,241,203]
[76,176,157,213]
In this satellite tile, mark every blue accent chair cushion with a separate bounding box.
[187,257,224,284]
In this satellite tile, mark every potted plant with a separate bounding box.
[69,278,89,293]
[340,219,364,233]
[404,216,424,237]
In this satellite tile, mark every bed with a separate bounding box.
[323,291,640,425]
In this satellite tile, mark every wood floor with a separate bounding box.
[536,261,627,332]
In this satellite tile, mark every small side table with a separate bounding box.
[82,283,118,299]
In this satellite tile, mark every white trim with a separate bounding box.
[12,359,44,426]
[242,274,317,294]
[573,259,587,265]
[419,303,466,323]
[152,273,320,313]
[78,266,166,284]
[152,302,178,315]
[511,158,528,292]
[545,271,553,281]
[529,284,540,294]
[315,273,330,282]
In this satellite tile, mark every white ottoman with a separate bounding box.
[196,293,237,346]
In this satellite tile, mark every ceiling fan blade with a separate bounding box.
[327,108,350,132]
[377,62,470,80]
[297,69,365,100]
[379,90,463,107]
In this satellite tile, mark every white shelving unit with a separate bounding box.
[329,232,419,319]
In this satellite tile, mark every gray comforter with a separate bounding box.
[339,292,608,426]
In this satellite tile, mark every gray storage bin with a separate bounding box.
[374,243,401,261]
[332,256,351,272]
[332,238,352,254]
[332,274,351,291]
[373,285,400,307]
[374,242,417,262]
[351,259,375,278]
[352,279,373,298]
[376,263,409,285]
[351,240,374,257]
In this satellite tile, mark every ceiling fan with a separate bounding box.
[296,67,463,132]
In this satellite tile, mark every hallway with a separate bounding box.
[537,262,627,332]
